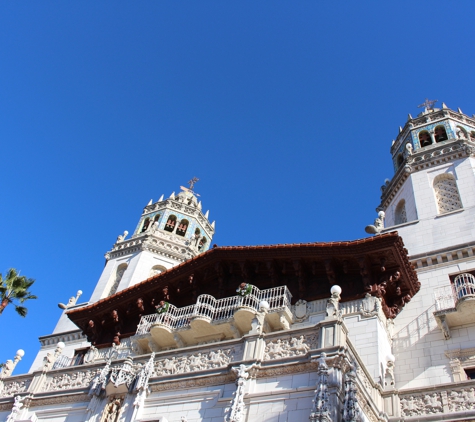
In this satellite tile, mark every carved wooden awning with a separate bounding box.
[67,232,419,346]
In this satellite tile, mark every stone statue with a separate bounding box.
[365,211,385,235]
[116,231,129,243]
[6,395,25,422]
[361,293,381,317]
[405,142,413,155]
[326,288,341,318]
[457,127,467,140]
[58,290,83,309]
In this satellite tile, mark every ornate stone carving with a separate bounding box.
[6,395,25,422]
[133,353,155,411]
[365,211,385,235]
[44,368,100,392]
[100,395,124,422]
[309,353,332,422]
[110,356,135,390]
[154,348,234,376]
[361,293,382,318]
[400,393,443,417]
[447,388,475,412]
[225,363,258,422]
[264,334,317,361]
[293,299,309,322]
[0,379,31,397]
[342,368,361,422]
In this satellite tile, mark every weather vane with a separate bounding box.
[180,177,200,196]
[418,98,438,111]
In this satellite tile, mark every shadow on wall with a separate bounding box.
[393,304,437,351]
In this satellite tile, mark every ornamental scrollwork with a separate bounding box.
[43,369,101,392]
[400,393,443,417]
[0,379,31,397]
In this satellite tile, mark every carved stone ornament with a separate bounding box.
[361,293,382,318]
[294,299,308,322]
[44,368,101,392]
[100,395,124,422]
[109,356,135,390]
[342,368,362,422]
[133,353,155,411]
[0,379,32,398]
[264,334,317,361]
[154,348,234,376]
[6,395,25,422]
[225,363,258,422]
[400,393,443,417]
[309,353,332,422]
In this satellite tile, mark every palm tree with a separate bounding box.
[0,268,37,317]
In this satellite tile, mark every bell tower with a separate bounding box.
[374,100,475,256]
[89,179,215,303]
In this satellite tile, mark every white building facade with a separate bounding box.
[0,104,474,422]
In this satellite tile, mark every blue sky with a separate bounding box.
[1,1,475,373]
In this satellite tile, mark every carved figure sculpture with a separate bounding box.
[310,353,331,422]
[326,287,341,318]
[6,395,24,422]
[58,290,83,310]
[365,211,385,235]
[405,142,413,155]
[116,231,128,243]
[226,363,258,422]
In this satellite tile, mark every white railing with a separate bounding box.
[135,285,292,335]
[434,273,475,312]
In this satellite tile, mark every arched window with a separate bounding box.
[396,154,404,168]
[164,215,177,232]
[395,199,407,225]
[149,265,167,278]
[433,174,463,214]
[198,237,207,251]
[140,218,151,233]
[419,130,432,147]
[107,263,127,297]
[176,219,189,237]
[153,214,161,223]
[434,125,448,143]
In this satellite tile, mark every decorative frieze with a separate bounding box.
[263,334,318,361]
[44,368,101,392]
[400,393,443,417]
[154,348,235,376]
[0,378,32,397]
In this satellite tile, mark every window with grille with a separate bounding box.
[433,174,462,214]
[395,199,407,225]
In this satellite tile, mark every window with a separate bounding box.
[153,214,160,223]
[141,217,151,233]
[465,368,475,380]
[454,273,475,300]
[164,215,177,232]
[434,125,448,143]
[433,174,462,214]
[419,130,432,147]
[396,154,404,168]
[176,219,189,237]
[149,265,166,277]
[107,263,127,297]
[395,199,407,225]
[198,237,207,251]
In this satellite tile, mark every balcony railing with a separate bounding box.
[136,285,292,335]
[434,273,475,312]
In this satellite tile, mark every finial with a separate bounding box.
[407,113,413,120]
[169,192,175,200]
[158,194,164,202]
[147,199,152,206]
[211,221,215,228]
[188,177,199,191]
[458,107,463,114]
[204,210,209,219]
[391,140,395,146]
[399,126,403,133]
[418,98,438,111]
[197,201,202,210]
[442,102,448,109]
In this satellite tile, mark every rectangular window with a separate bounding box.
[465,368,475,380]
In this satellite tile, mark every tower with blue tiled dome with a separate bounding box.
[89,178,215,303]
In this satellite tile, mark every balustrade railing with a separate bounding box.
[135,285,292,335]
[434,273,475,312]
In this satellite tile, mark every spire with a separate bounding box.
[399,126,403,133]
[458,107,463,114]
[442,102,448,109]
[147,199,152,206]
[158,194,164,202]
[169,192,175,200]
[205,210,209,219]
[407,113,413,120]
[198,201,202,210]
[211,221,215,229]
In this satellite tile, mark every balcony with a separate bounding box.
[133,285,292,352]
[433,273,475,339]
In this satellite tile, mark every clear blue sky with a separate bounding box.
[1,1,474,373]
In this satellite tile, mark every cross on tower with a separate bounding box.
[188,177,199,191]
[418,98,438,111]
